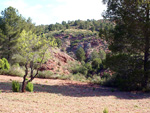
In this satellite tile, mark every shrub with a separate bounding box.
[104,53,145,91]
[84,62,92,71]
[2,58,10,70]
[37,71,54,79]
[75,47,86,61]
[80,66,88,75]
[26,82,33,92]
[10,65,24,76]
[70,73,86,82]
[99,49,106,60]
[103,108,108,113]
[90,50,100,61]
[92,58,102,69]
[0,59,4,69]
[91,74,101,84]
[0,65,25,77]
[64,35,69,38]
[55,38,62,48]
[72,64,88,76]
[0,58,10,70]
[102,72,111,79]
[12,81,20,92]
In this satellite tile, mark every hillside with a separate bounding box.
[46,29,109,59]
[35,19,113,77]
[39,48,76,75]
[35,28,110,77]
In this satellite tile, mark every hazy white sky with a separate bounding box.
[0,0,106,25]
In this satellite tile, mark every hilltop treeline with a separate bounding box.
[36,19,115,34]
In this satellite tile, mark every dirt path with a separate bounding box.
[0,75,150,113]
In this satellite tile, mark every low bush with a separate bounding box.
[12,81,20,92]
[0,58,10,70]
[102,70,144,91]
[70,73,87,82]
[102,72,111,79]
[92,58,102,69]
[90,74,101,84]
[26,82,33,92]
[0,64,24,77]
[103,108,108,113]
[37,71,54,79]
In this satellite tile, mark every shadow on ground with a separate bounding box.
[0,81,150,99]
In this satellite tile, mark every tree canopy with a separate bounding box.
[103,0,150,90]
[0,6,24,61]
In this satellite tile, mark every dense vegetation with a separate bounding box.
[101,0,150,91]
[36,19,114,35]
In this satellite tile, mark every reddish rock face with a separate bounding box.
[54,52,74,63]
[39,49,75,75]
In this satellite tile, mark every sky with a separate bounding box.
[0,0,106,25]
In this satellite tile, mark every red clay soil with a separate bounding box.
[0,75,150,113]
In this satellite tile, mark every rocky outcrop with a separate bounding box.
[39,48,75,75]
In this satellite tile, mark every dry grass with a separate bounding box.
[0,75,150,113]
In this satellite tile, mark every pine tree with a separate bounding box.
[0,6,24,61]
[76,47,86,61]
[103,0,150,89]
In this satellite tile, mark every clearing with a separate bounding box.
[0,75,150,113]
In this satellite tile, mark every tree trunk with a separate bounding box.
[7,36,11,62]
[143,3,150,88]
[22,63,28,92]
[22,78,26,92]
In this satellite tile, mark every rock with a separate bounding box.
[39,48,75,75]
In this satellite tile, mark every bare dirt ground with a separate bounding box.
[0,75,150,113]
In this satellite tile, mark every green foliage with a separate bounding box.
[90,50,100,61]
[99,49,106,60]
[66,24,70,29]
[90,49,106,62]
[37,71,54,79]
[0,65,25,77]
[84,62,92,71]
[103,54,145,91]
[103,0,150,89]
[72,64,88,76]
[91,26,95,32]
[26,82,33,92]
[15,30,56,65]
[0,7,25,61]
[12,81,20,92]
[2,58,10,70]
[0,58,10,70]
[76,47,86,61]
[8,65,24,77]
[103,108,108,113]
[70,73,87,82]
[14,30,56,92]
[102,72,111,79]
[0,59,4,70]
[92,58,102,69]
[62,21,66,25]
[71,40,81,47]
[90,74,101,84]
[55,38,62,48]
